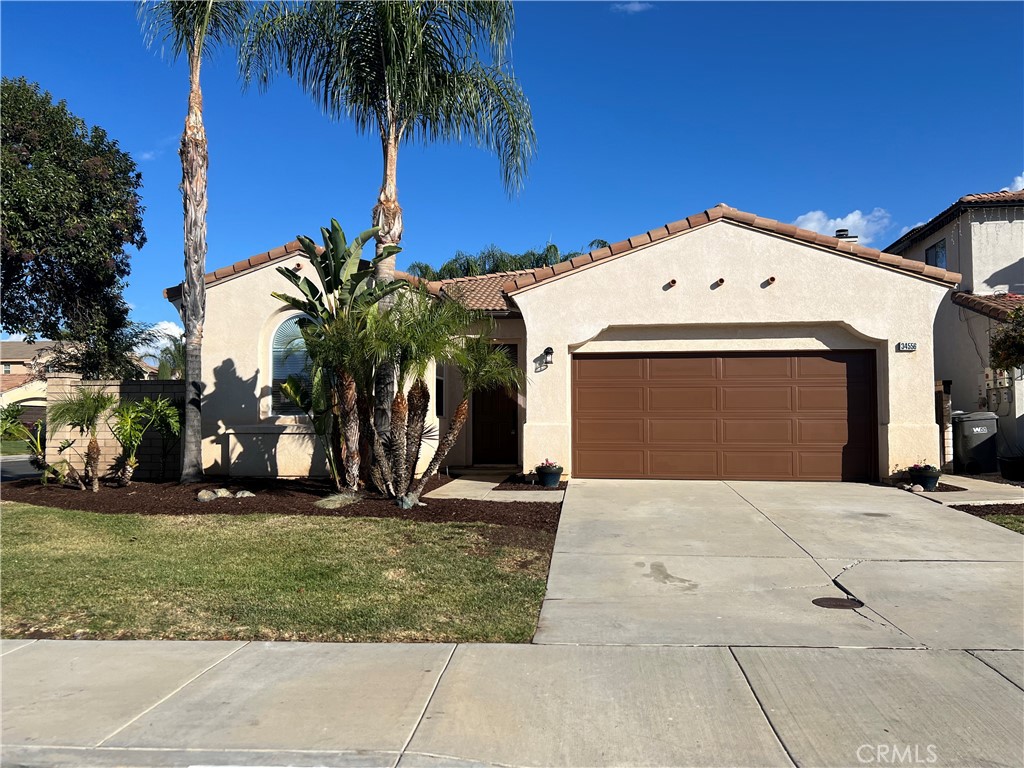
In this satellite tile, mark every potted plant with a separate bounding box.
[907,462,941,491]
[535,458,563,488]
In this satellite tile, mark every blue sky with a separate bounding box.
[2,1,1022,342]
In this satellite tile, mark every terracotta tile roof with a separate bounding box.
[0,373,36,392]
[886,190,1024,253]
[951,292,1024,322]
[163,240,433,300]
[427,270,534,312]
[502,203,961,295]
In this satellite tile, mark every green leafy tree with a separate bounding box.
[1,77,148,376]
[48,387,118,492]
[240,0,536,437]
[990,306,1024,372]
[139,0,250,483]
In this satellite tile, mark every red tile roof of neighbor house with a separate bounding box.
[885,190,1024,253]
[951,292,1024,322]
[0,373,36,393]
[166,202,963,313]
[501,203,962,296]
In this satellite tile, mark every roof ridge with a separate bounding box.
[501,203,961,295]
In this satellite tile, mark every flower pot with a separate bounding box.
[997,456,1024,482]
[535,465,563,488]
[908,468,941,491]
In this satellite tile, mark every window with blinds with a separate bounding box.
[272,316,312,416]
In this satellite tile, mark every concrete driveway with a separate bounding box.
[537,479,1023,647]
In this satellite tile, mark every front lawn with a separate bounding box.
[0,439,29,455]
[0,501,555,642]
[951,502,1024,535]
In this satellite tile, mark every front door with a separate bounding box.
[472,344,519,465]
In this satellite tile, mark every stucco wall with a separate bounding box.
[510,220,950,478]
[199,258,440,478]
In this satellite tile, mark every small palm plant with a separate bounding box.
[49,387,118,492]
[108,396,182,485]
[408,333,523,502]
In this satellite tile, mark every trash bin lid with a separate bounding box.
[952,411,998,422]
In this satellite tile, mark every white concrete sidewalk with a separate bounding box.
[917,473,1024,505]
[424,472,565,503]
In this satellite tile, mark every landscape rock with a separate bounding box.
[197,490,218,503]
[313,491,361,510]
[911,484,925,493]
[396,494,418,510]
[897,483,911,491]
[234,490,256,498]
[214,488,234,499]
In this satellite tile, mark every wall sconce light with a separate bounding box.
[543,347,554,366]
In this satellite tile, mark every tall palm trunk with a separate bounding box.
[179,45,208,484]
[410,398,468,500]
[372,132,402,439]
[403,377,430,493]
[339,369,359,491]
[390,387,408,496]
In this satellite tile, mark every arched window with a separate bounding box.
[271,316,312,415]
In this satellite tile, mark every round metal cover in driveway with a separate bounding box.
[812,597,865,609]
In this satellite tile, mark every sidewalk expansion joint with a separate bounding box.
[728,646,798,768]
[393,642,457,768]
[93,641,250,748]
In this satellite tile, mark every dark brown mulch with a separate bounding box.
[932,482,968,492]
[493,473,568,492]
[971,472,1024,489]
[951,503,1024,517]
[0,473,562,534]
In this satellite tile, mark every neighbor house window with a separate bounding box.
[435,365,446,418]
[2,364,10,374]
[271,316,312,416]
[925,239,947,269]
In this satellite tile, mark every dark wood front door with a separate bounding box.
[472,344,519,465]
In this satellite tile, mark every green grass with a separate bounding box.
[0,439,29,455]
[0,503,553,643]
[980,514,1024,534]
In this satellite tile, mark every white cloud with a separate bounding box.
[897,221,926,237]
[612,2,653,13]
[1000,171,1024,192]
[138,151,158,162]
[136,320,184,361]
[791,207,892,246]
[1,333,26,342]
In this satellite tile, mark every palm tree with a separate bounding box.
[49,387,118,492]
[239,0,536,436]
[409,333,522,502]
[154,331,186,380]
[139,0,249,483]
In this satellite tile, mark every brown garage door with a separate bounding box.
[572,352,876,481]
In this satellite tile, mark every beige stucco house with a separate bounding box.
[0,340,51,425]
[885,190,1023,457]
[167,202,961,482]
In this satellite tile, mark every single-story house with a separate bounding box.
[166,202,960,482]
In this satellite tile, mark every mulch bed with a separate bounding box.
[493,472,568,492]
[932,482,968,492]
[951,503,1024,517]
[1,472,562,535]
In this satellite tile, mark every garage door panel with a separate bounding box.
[722,356,793,380]
[722,451,795,478]
[572,352,875,481]
[648,387,717,411]
[648,418,717,444]
[576,387,644,412]
[721,386,793,412]
[575,357,644,381]
[648,450,718,477]
[575,449,645,477]
[722,419,793,445]
[649,356,717,380]
[576,418,645,443]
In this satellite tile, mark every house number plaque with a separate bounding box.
[897,342,917,352]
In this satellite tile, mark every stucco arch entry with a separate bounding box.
[509,220,951,479]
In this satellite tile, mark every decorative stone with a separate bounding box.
[313,491,361,510]
[197,490,218,502]
[234,490,256,498]
[911,484,925,493]
[396,494,417,510]
[897,483,912,491]
[214,488,233,499]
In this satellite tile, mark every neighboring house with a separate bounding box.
[0,340,52,426]
[167,202,959,482]
[885,190,1024,455]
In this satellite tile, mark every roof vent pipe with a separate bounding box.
[834,228,858,243]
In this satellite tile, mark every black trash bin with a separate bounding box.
[952,411,998,474]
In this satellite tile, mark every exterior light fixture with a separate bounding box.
[543,347,554,366]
